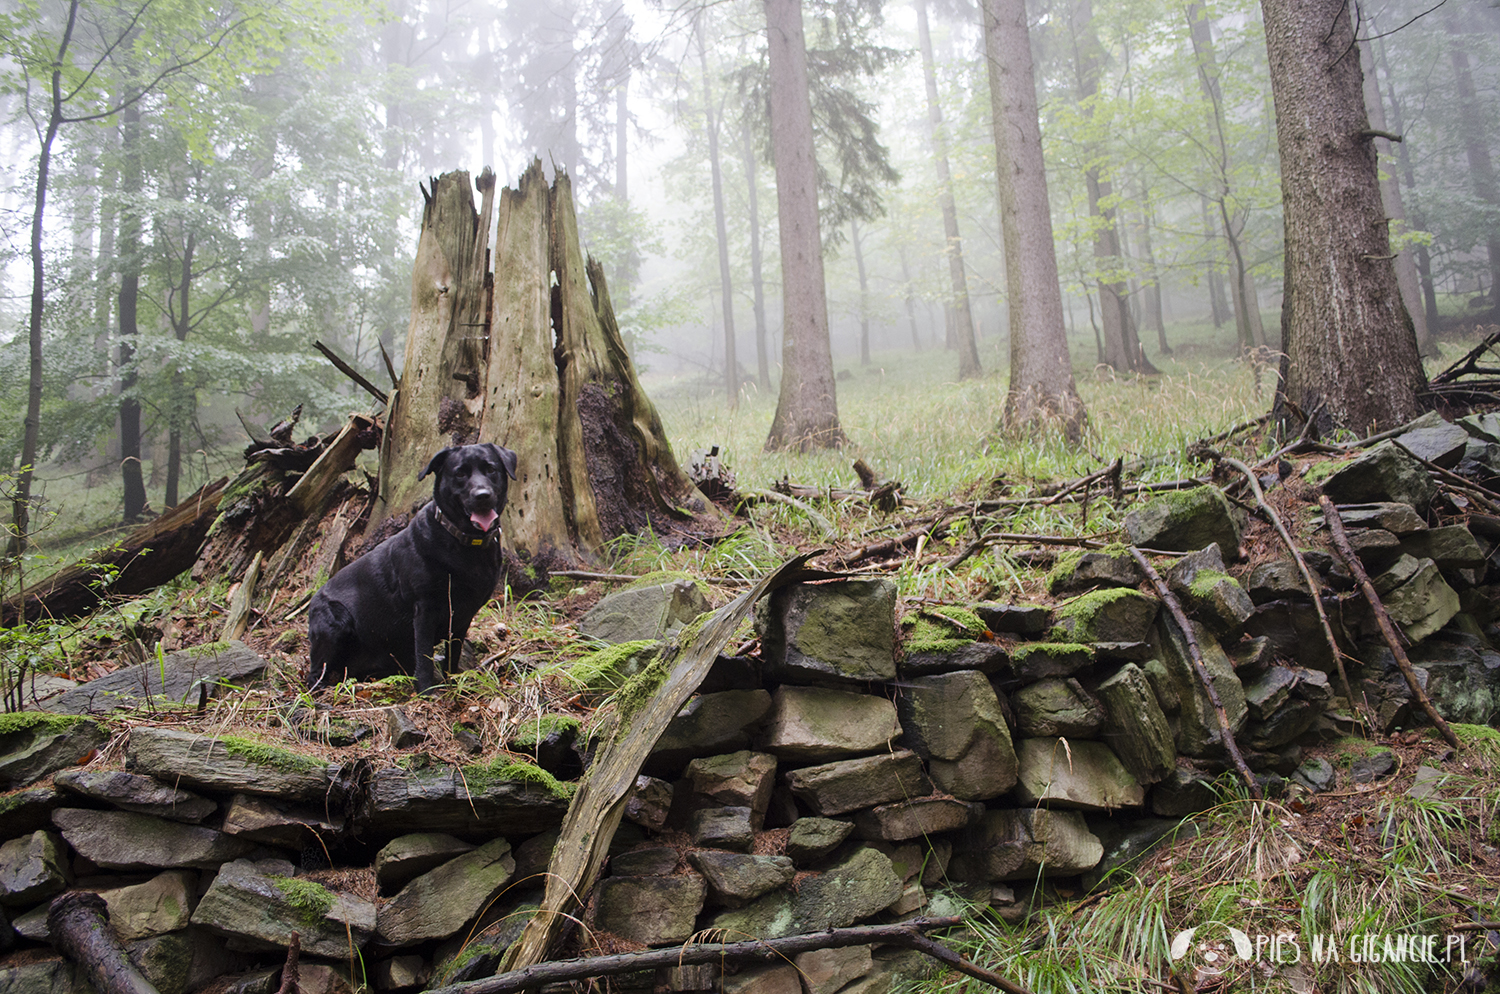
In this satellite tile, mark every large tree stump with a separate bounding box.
[378,163,712,564]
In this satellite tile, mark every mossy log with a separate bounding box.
[2,478,227,626]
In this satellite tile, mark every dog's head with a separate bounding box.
[420,443,518,534]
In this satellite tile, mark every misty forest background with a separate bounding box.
[1,0,1495,561]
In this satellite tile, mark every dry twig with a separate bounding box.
[1318,496,1461,749]
[1128,547,1261,799]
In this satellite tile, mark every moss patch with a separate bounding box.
[566,640,660,692]
[510,714,581,749]
[1188,569,1238,599]
[901,614,975,655]
[621,570,712,599]
[218,736,329,776]
[611,654,672,735]
[0,712,90,737]
[182,640,234,658]
[462,757,575,800]
[271,875,334,929]
[1045,549,1087,591]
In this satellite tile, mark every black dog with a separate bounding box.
[307,443,518,693]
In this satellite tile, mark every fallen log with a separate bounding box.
[47,891,160,994]
[2,478,227,626]
[438,919,1034,994]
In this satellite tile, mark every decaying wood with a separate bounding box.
[1319,496,1461,749]
[499,553,833,973]
[942,531,1110,570]
[373,169,496,530]
[191,416,374,588]
[1212,453,1363,725]
[47,891,160,994]
[479,164,714,561]
[220,551,263,641]
[437,919,1035,994]
[312,340,388,406]
[276,932,300,994]
[1128,546,1262,800]
[1,478,226,626]
[838,512,963,566]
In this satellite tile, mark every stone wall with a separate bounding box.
[3,411,1498,994]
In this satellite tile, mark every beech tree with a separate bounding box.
[983,0,1085,439]
[1262,0,1424,434]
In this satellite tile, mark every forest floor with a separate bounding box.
[6,320,1500,992]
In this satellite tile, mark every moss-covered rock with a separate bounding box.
[0,714,107,791]
[1046,547,1145,595]
[757,580,896,685]
[1050,588,1159,644]
[1123,486,1241,554]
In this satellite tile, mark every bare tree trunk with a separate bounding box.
[915,0,980,379]
[852,219,871,365]
[698,19,739,408]
[764,0,845,451]
[1443,9,1500,310]
[1359,36,1435,357]
[1263,0,1423,434]
[119,97,148,524]
[1201,197,1229,327]
[1070,0,1155,375]
[165,231,195,509]
[984,0,1086,439]
[741,117,772,390]
[1373,35,1441,332]
[10,1,78,554]
[898,246,922,351]
[1136,186,1169,353]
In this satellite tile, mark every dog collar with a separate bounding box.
[433,507,500,547]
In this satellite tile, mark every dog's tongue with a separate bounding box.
[470,509,499,532]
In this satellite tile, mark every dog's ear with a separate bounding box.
[418,448,454,481]
[489,444,518,480]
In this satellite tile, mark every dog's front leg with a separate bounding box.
[412,604,443,694]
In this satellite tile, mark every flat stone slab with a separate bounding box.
[756,686,901,762]
[192,858,375,957]
[52,808,253,870]
[1123,486,1241,553]
[784,750,931,817]
[378,838,514,946]
[1317,440,1437,509]
[1394,411,1469,468]
[1009,643,1093,682]
[1013,678,1106,738]
[126,727,346,804]
[708,846,901,939]
[689,851,796,908]
[374,833,476,893]
[54,769,216,823]
[594,873,707,946]
[0,715,108,791]
[950,809,1103,882]
[579,579,711,644]
[98,870,197,941]
[852,797,982,842]
[358,763,571,837]
[649,690,773,772]
[786,817,854,864]
[38,641,267,716]
[1013,738,1144,810]
[220,794,344,848]
[973,603,1052,635]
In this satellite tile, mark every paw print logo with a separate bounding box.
[1170,925,1254,973]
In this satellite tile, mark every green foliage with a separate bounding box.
[270,875,334,928]
[218,735,329,775]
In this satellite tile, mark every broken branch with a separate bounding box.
[1211,454,1364,727]
[1318,497,1461,749]
[47,892,161,994]
[312,340,388,405]
[740,488,836,537]
[435,919,1034,994]
[1128,546,1262,800]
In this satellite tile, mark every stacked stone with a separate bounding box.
[3,409,1498,994]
